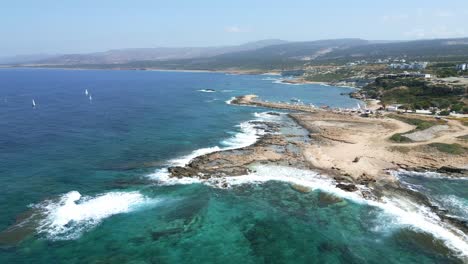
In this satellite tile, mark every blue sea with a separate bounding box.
[0,69,466,263]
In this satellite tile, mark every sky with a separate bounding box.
[1,0,468,56]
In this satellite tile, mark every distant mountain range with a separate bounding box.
[3,37,468,70]
[0,39,287,65]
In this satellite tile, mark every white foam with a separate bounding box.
[374,196,468,258]
[169,146,222,167]
[261,72,281,76]
[392,170,468,180]
[34,191,160,240]
[253,111,284,121]
[262,77,307,85]
[225,97,235,105]
[224,165,368,203]
[221,121,262,149]
[197,89,216,93]
[272,79,307,86]
[153,164,468,258]
[261,77,280,81]
[148,112,278,182]
[244,166,468,258]
[435,195,468,220]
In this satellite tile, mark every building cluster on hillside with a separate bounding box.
[381,72,431,79]
[388,61,428,70]
[456,63,467,71]
[346,60,368,66]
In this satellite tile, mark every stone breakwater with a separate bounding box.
[230,94,320,113]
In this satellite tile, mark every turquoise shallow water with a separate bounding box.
[0,69,466,263]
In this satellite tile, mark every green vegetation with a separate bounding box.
[388,114,440,130]
[388,114,445,143]
[427,143,466,155]
[363,77,467,113]
[390,133,413,143]
[304,69,353,82]
[426,62,466,78]
[315,38,468,63]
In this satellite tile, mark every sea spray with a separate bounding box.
[33,191,162,240]
[149,111,285,182]
[153,164,468,259]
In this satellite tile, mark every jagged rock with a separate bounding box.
[266,112,281,116]
[437,166,466,174]
[318,192,343,207]
[335,183,358,192]
[168,166,196,178]
[357,173,376,186]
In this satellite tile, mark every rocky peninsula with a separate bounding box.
[166,94,468,237]
[171,94,468,184]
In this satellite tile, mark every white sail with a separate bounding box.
[89,95,92,101]
[85,89,89,96]
[32,99,36,107]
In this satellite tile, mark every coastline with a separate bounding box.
[2,63,467,262]
[0,65,279,75]
[279,77,361,89]
[159,95,468,257]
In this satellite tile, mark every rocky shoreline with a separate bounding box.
[166,94,468,235]
[168,113,374,195]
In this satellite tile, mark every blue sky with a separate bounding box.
[1,0,467,56]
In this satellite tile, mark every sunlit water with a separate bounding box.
[0,69,466,263]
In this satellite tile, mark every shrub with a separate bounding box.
[390,133,413,143]
[428,143,466,155]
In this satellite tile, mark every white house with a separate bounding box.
[456,63,467,71]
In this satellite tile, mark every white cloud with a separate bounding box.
[224,26,250,33]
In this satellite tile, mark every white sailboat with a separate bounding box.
[89,94,93,101]
[32,99,36,108]
[85,89,89,96]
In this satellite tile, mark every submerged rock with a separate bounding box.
[318,192,344,207]
[151,228,183,241]
[437,166,467,175]
[290,184,311,193]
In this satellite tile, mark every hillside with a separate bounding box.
[7,37,468,71]
[316,38,468,63]
[34,39,288,65]
[35,39,369,70]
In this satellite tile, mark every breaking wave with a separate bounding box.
[225,97,235,105]
[153,164,468,259]
[197,89,216,93]
[33,191,161,240]
[148,112,284,182]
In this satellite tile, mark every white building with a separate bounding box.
[389,62,428,70]
[456,63,467,71]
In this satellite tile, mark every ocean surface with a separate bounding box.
[0,68,466,263]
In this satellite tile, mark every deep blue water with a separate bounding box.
[0,69,466,263]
